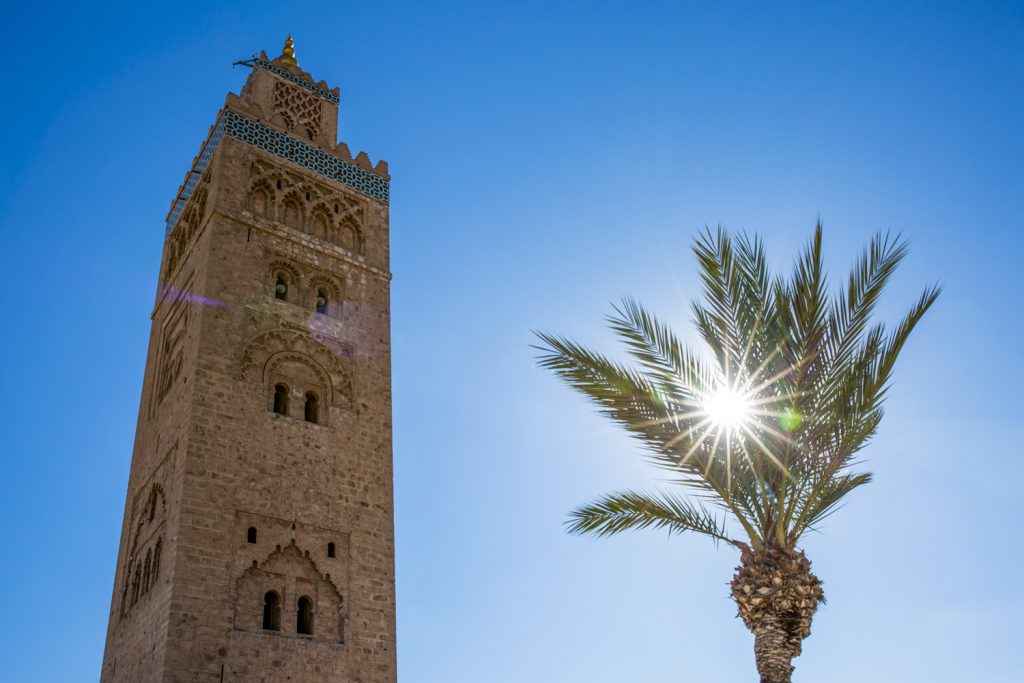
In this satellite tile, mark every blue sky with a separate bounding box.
[1,1,1022,681]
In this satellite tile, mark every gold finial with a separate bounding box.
[279,35,298,67]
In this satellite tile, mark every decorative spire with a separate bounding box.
[279,35,298,67]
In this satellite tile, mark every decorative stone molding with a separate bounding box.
[241,329,353,408]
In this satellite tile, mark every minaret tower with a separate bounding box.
[101,38,396,683]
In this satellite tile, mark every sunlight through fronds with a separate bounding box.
[535,223,939,551]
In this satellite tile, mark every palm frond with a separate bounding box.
[607,297,715,399]
[536,223,939,551]
[567,489,747,549]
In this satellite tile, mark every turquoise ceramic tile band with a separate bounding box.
[166,110,389,233]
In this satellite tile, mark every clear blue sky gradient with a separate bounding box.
[1,2,1022,681]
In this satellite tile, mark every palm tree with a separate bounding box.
[534,223,939,682]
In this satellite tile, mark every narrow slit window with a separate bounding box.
[296,596,314,635]
[304,392,319,424]
[327,542,336,558]
[247,527,257,544]
[262,591,281,631]
[275,275,288,301]
[315,289,328,315]
[273,384,289,416]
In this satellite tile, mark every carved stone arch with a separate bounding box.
[336,216,364,255]
[308,202,333,241]
[252,167,291,194]
[307,274,342,303]
[181,204,198,235]
[307,274,343,319]
[267,259,302,283]
[165,241,180,278]
[280,190,306,230]
[265,350,333,406]
[241,329,353,409]
[232,541,345,640]
[193,184,209,218]
[129,483,166,559]
[267,260,302,300]
[309,198,332,215]
[295,181,325,204]
[248,178,276,218]
[123,481,168,617]
[145,483,166,524]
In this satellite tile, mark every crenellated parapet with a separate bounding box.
[165,38,388,235]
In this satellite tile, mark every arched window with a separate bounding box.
[152,538,162,582]
[338,225,356,251]
[251,188,269,217]
[315,289,328,315]
[131,565,141,606]
[273,384,289,416]
[262,591,281,631]
[247,527,257,544]
[296,596,314,635]
[275,275,288,301]
[304,392,319,424]
[327,542,336,558]
[283,200,302,229]
[142,548,152,593]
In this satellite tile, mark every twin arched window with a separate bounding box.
[262,591,314,636]
[271,274,338,318]
[271,385,321,425]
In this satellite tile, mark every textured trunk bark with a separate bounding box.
[731,548,824,683]
[752,613,798,683]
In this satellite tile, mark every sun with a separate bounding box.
[703,385,752,430]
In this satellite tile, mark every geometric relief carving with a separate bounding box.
[255,58,340,103]
[282,193,304,230]
[273,81,322,141]
[222,110,388,203]
[166,108,388,234]
[249,181,272,218]
[121,483,166,619]
[164,173,210,279]
[245,157,369,255]
[241,329,353,409]
[154,287,191,409]
[337,218,360,253]
[233,541,345,642]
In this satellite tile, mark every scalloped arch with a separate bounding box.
[265,350,333,403]
[268,259,302,283]
[241,329,352,407]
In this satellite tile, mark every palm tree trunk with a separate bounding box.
[731,548,824,683]
[752,611,799,682]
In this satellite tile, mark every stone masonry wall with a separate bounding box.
[101,54,396,683]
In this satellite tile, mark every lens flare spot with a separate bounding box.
[704,386,751,429]
[778,407,802,432]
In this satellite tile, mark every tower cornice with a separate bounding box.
[166,109,389,234]
[166,42,386,235]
